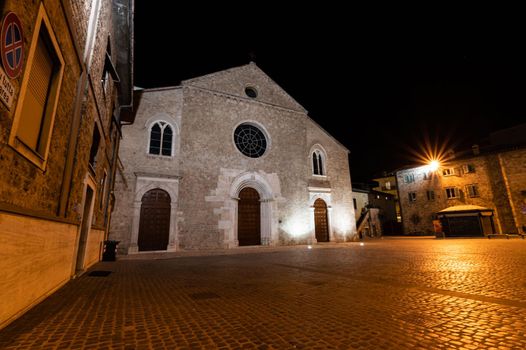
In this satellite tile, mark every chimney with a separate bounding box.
[472,144,480,155]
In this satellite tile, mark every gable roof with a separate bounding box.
[182,62,307,113]
[181,62,349,153]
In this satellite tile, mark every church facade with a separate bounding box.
[110,63,357,252]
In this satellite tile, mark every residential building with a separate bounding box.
[0,0,134,328]
[397,127,526,236]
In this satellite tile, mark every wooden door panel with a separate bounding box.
[138,189,171,251]
[314,199,329,242]
[238,187,261,246]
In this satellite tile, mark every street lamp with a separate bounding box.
[428,160,440,172]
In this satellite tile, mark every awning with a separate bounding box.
[437,205,493,216]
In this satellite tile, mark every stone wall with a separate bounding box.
[110,63,357,252]
[397,147,526,234]
[498,149,526,232]
[110,88,183,252]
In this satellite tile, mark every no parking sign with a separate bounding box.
[1,12,24,79]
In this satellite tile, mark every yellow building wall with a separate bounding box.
[85,229,104,269]
[0,212,78,328]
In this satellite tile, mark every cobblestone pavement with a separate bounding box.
[2,238,526,349]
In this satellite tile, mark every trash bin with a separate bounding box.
[102,240,119,261]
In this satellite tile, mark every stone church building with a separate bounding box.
[110,63,356,253]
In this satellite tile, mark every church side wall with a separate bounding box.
[306,121,357,240]
[110,89,183,253]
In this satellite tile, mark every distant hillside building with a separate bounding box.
[397,127,526,236]
[110,63,357,252]
[0,0,134,328]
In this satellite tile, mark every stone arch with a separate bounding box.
[308,192,334,243]
[308,143,328,162]
[230,171,274,200]
[129,176,180,254]
[135,182,178,204]
[228,171,276,247]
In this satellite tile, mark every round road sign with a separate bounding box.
[1,12,24,79]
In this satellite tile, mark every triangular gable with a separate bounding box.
[182,62,307,113]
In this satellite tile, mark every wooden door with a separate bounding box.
[138,189,171,251]
[314,198,329,242]
[238,187,261,246]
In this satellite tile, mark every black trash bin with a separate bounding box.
[102,240,119,261]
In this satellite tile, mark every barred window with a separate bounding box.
[445,187,460,199]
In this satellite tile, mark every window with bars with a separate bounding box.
[148,121,173,156]
[442,168,455,176]
[445,187,460,199]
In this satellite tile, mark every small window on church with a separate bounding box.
[245,87,258,98]
[312,150,325,176]
[149,121,173,156]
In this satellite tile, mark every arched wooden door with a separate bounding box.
[314,198,329,242]
[138,189,171,251]
[238,187,261,246]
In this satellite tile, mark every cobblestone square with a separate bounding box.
[2,238,526,349]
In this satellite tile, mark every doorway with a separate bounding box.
[138,189,171,251]
[238,187,261,246]
[75,186,94,272]
[314,198,329,242]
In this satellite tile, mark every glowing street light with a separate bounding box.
[428,160,440,172]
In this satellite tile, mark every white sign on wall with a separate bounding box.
[0,64,14,109]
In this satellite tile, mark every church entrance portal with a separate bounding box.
[314,198,329,242]
[138,189,171,251]
[238,187,261,246]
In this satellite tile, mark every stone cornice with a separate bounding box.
[134,172,182,181]
[183,85,307,115]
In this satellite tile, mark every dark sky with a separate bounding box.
[134,5,525,182]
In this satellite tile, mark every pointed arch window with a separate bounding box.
[149,121,173,156]
[312,150,325,176]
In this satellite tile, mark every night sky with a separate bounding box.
[134,5,525,182]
